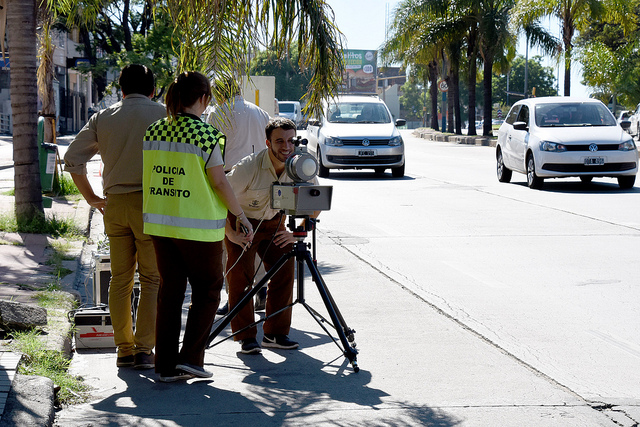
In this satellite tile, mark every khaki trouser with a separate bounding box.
[104,192,159,357]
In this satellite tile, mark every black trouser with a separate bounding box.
[151,236,224,374]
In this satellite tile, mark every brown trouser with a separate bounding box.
[225,213,294,341]
[151,236,224,374]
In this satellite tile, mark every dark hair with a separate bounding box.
[265,117,296,141]
[165,71,212,120]
[119,64,155,97]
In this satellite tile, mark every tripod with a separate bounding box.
[206,215,359,372]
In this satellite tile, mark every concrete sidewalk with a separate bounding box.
[0,135,97,426]
[53,221,619,426]
[0,134,626,426]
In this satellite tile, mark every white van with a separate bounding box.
[278,101,304,129]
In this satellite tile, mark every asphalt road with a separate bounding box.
[50,129,639,425]
[319,130,640,407]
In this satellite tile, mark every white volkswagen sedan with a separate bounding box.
[496,97,638,189]
[306,95,406,178]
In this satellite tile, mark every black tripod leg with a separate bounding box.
[303,251,359,371]
[206,251,293,348]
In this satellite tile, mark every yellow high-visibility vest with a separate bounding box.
[142,115,227,242]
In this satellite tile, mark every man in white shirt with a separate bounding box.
[207,79,270,173]
[207,78,271,314]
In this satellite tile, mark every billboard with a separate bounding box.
[342,49,377,94]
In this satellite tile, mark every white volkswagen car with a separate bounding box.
[305,95,406,177]
[496,97,638,189]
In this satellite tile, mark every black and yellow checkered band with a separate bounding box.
[145,115,225,156]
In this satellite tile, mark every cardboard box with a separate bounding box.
[74,308,115,349]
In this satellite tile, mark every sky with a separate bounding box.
[325,0,590,98]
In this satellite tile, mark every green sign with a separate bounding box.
[342,49,377,93]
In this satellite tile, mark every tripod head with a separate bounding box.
[287,214,317,238]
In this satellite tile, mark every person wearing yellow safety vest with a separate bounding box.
[142,71,253,383]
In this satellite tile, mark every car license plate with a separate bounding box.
[358,150,375,156]
[584,157,604,166]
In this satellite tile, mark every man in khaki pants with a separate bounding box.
[64,64,165,369]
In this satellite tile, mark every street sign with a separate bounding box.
[438,80,448,93]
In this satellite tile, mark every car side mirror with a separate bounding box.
[620,121,631,131]
[513,121,528,131]
[395,119,406,127]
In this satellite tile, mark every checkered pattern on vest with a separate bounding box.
[145,115,225,157]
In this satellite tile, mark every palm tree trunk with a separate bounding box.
[483,57,493,137]
[562,23,574,97]
[446,75,453,133]
[8,0,43,222]
[429,60,439,130]
[467,25,478,136]
[451,55,462,135]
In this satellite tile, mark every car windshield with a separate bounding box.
[326,102,391,124]
[535,103,617,127]
[279,104,295,113]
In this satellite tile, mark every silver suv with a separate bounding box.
[306,95,406,177]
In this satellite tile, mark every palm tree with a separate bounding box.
[515,0,636,96]
[7,0,43,224]
[382,0,445,131]
[477,0,516,136]
[161,0,344,118]
[51,0,344,118]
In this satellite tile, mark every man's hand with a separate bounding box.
[273,229,295,248]
[87,195,107,215]
[228,218,254,251]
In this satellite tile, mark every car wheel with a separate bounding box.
[496,148,512,183]
[617,175,635,189]
[580,176,593,184]
[318,148,330,178]
[374,167,386,174]
[526,153,543,189]
[391,163,405,178]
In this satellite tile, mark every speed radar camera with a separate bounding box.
[271,136,332,216]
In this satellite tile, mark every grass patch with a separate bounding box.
[51,172,80,197]
[8,329,89,406]
[45,240,76,278]
[0,211,84,238]
[6,288,87,406]
[35,283,73,309]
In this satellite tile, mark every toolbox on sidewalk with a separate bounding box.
[74,307,115,349]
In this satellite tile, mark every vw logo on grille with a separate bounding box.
[589,143,598,152]
[362,139,370,146]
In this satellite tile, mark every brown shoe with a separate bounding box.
[134,352,155,370]
[116,354,135,367]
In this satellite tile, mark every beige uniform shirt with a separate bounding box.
[226,149,318,220]
[64,94,166,195]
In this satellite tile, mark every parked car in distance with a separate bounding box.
[628,103,640,138]
[278,101,304,129]
[496,97,638,189]
[306,95,406,177]
[617,110,631,133]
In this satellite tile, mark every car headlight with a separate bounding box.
[618,139,636,151]
[540,141,567,152]
[389,135,403,146]
[324,136,342,146]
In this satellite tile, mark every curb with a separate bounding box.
[412,128,496,147]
